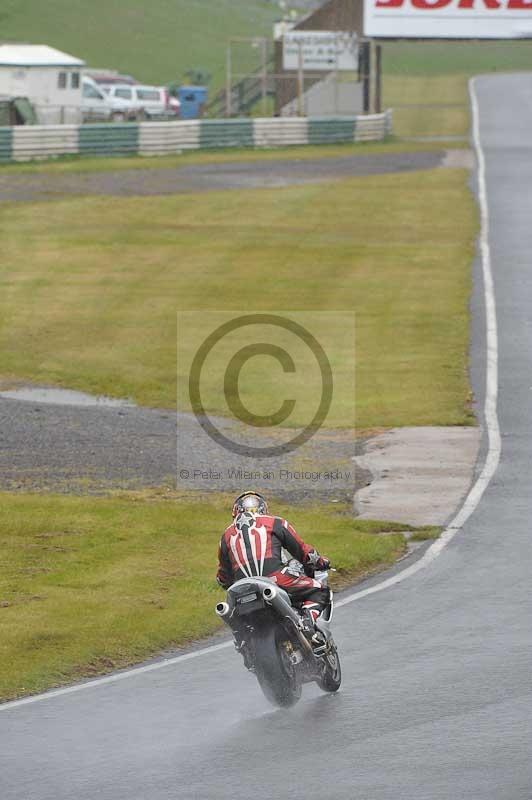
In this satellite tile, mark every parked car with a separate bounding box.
[81,76,134,122]
[89,71,136,87]
[101,84,179,119]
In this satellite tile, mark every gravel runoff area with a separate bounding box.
[0,389,482,523]
[0,150,465,203]
[0,388,368,504]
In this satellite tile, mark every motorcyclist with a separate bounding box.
[216,491,330,633]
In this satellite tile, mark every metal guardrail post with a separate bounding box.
[297,42,304,118]
[226,44,232,118]
[261,38,268,117]
[375,44,382,115]
[362,42,371,115]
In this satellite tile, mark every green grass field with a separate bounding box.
[382,41,532,138]
[384,73,471,139]
[0,490,425,701]
[383,40,532,76]
[0,168,476,430]
[0,0,280,88]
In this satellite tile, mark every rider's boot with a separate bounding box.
[301,604,328,654]
[301,604,321,637]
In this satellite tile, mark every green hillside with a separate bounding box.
[0,0,280,88]
[383,39,532,76]
[382,39,532,138]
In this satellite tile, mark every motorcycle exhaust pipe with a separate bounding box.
[262,585,277,602]
[262,585,299,626]
[215,601,231,620]
[262,586,314,657]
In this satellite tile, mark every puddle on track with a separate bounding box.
[0,387,136,408]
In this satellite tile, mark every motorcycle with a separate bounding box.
[215,563,341,708]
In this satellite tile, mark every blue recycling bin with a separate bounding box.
[177,86,208,119]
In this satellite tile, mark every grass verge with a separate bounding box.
[384,74,471,139]
[0,491,412,702]
[408,527,441,542]
[382,41,532,139]
[0,168,476,430]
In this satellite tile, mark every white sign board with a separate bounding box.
[283,31,359,71]
[364,0,532,39]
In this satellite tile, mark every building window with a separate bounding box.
[58,71,67,89]
[71,72,80,89]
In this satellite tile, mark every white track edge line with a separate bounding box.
[338,77,501,607]
[0,78,500,712]
[0,642,234,710]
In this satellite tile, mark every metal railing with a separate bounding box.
[205,55,277,118]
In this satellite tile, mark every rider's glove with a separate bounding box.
[304,550,330,575]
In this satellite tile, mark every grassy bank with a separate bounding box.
[0,168,476,430]
[384,74,471,139]
[382,41,532,138]
[0,0,279,89]
[0,491,415,701]
[383,40,532,77]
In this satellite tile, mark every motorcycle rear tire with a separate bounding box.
[254,628,302,708]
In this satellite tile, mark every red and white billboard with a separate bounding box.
[364,0,532,39]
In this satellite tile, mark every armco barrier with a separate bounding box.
[308,118,356,145]
[355,111,393,142]
[138,120,200,155]
[253,118,308,148]
[199,119,254,149]
[12,125,78,160]
[0,111,392,163]
[78,124,139,156]
[0,127,12,162]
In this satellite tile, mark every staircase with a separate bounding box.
[205,56,276,118]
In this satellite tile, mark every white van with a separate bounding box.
[81,76,132,122]
[102,84,179,119]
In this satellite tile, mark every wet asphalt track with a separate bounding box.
[1,75,531,799]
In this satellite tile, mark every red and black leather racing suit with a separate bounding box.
[216,513,329,617]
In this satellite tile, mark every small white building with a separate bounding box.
[0,44,85,123]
